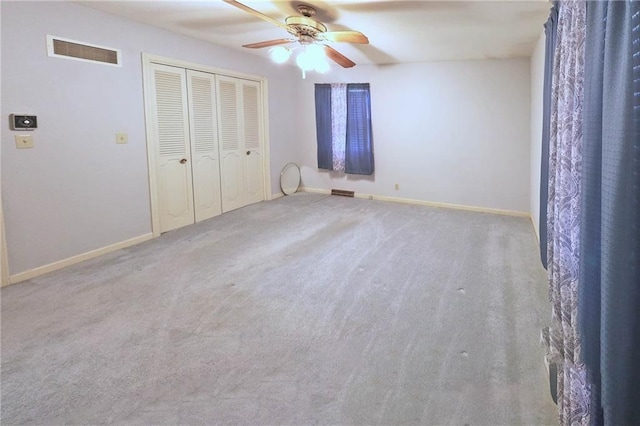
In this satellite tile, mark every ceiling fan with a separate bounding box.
[223,0,369,69]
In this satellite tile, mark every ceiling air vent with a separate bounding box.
[46,35,121,67]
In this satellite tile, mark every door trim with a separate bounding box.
[142,53,271,237]
[1,200,9,287]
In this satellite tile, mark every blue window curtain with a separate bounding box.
[315,83,375,175]
[539,3,559,269]
[315,84,333,170]
[579,1,640,425]
[345,83,374,175]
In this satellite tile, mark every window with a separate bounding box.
[315,83,374,175]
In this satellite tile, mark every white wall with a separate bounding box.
[1,1,540,278]
[295,58,532,213]
[530,31,546,240]
[1,1,299,276]
[0,1,7,286]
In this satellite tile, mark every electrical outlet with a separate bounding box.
[394,183,399,190]
[15,135,34,149]
[116,133,128,144]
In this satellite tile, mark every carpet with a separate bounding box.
[1,193,556,424]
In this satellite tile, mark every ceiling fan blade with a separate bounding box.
[242,39,295,49]
[323,45,356,68]
[223,0,289,31]
[322,31,369,44]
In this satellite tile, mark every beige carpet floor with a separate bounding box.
[1,193,556,424]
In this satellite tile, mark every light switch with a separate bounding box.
[15,135,34,149]
[116,133,128,144]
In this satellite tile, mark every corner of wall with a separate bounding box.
[530,30,546,241]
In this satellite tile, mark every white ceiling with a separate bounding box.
[78,0,551,66]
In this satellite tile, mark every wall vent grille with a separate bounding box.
[47,35,121,67]
[331,189,355,197]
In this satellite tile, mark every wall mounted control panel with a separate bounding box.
[9,114,37,130]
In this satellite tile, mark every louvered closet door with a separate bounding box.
[241,80,264,205]
[149,63,194,232]
[217,76,245,212]
[216,76,265,213]
[187,70,222,222]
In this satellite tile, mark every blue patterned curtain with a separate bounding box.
[331,84,347,172]
[539,3,559,269]
[345,83,374,175]
[579,1,640,424]
[315,84,333,170]
[545,1,591,424]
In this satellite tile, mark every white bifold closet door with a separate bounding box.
[149,63,194,233]
[149,63,222,233]
[216,75,264,213]
[187,70,223,222]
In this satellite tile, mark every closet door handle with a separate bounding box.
[179,158,187,164]
[246,151,251,155]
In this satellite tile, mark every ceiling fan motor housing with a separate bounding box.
[285,15,327,39]
[224,0,362,68]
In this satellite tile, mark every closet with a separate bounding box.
[147,63,265,233]
[217,75,264,212]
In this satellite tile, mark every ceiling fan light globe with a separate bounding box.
[269,46,291,64]
[306,43,325,60]
[315,60,330,74]
[296,51,314,71]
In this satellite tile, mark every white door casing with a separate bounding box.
[187,70,222,222]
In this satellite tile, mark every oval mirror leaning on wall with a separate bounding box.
[280,162,301,196]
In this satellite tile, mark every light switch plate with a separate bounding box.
[15,135,34,149]
[116,133,128,144]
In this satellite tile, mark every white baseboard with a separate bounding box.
[299,187,331,195]
[299,187,530,217]
[7,233,154,286]
[270,192,285,200]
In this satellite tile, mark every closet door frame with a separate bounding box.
[142,53,271,238]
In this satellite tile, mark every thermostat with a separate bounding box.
[9,114,37,130]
